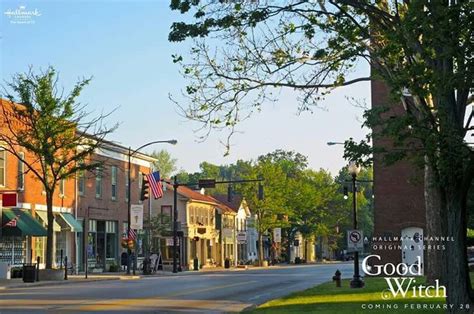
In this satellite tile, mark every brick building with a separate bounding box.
[0,98,155,272]
[75,141,155,272]
[371,79,426,270]
[0,99,78,268]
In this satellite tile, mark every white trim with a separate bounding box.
[17,202,31,209]
[34,204,72,213]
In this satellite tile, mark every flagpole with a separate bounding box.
[126,140,177,276]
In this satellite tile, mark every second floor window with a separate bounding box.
[95,167,102,198]
[111,166,117,200]
[59,179,65,197]
[0,148,5,187]
[17,152,24,190]
[78,169,85,196]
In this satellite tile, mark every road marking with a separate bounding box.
[66,280,257,311]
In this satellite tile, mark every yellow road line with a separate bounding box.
[72,280,257,311]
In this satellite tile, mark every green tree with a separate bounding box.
[150,149,177,178]
[1,67,117,269]
[169,1,473,305]
[238,159,289,265]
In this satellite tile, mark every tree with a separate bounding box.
[150,149,177,178]
[1,67,117,269]
[169,1,473,306]
[238,159,289,265]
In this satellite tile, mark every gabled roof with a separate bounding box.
[212,194,250,216]
[163,183,236,214]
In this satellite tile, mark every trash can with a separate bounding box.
[193,257,199,271]
[22,264,36,283]
[224,258,230,269]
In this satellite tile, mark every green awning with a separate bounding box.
[2,208,47,237]
[56,212,83,232]
[35,211,61,232]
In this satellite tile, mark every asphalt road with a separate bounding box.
[0,263,354,313]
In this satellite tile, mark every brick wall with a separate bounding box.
[371,79,426,265]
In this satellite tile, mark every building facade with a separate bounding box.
[75,142,155,272]
[371,79,426,269]
[151,185,241,269]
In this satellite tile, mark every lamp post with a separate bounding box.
[348,161,364,288]
[126,139,177,275]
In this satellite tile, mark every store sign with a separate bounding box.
[237,232,247,243]
[1,193,17,207]
[130,205,143,230]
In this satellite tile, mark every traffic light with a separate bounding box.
[343,186,349,200]
[258,183,264,200]
[140,175,150,201]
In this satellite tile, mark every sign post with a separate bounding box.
[347,229,364,252]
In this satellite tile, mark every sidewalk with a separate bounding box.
[0,262,347,289]
[0,273,140,290]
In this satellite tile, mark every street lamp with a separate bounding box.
[348,161,364,288]
[127,139,177,275]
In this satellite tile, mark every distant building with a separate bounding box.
[212,195,258,264]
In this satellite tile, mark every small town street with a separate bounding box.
[0,263,353,313]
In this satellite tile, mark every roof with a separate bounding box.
[212,194,243,211]
[164,183,236,214]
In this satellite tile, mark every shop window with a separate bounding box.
[87,232,97,260]
[55,231,67,265]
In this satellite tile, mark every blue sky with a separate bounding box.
[1,0,370,175]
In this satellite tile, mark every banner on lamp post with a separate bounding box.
[130,204,144,230]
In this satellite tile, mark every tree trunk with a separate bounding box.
[258,233,264,266]
[445,189,472,310]
[424,159,447,285]
[45,193,54,269]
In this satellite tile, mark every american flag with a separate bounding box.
[128,228,137,241]
[146,171,163,199]
[4,218,17,227]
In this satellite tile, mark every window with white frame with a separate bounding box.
[17,152,24,190]
[95,167,102,198]
[111,166,117,200]
[59,179,65,197]
[78,169,85,196]
[0,148,5,186]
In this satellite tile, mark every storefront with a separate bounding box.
[0,208,47,266]
[81,219,118,272]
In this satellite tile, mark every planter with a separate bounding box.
[38,269,63,281]
[262,260,269,267]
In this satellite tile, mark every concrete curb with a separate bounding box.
[0,275,141,289]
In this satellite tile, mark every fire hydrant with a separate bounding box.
[332,270,341,287]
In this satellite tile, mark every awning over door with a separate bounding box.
[35,211,61,232]
[1,208,47,237]
[56,213,83,232]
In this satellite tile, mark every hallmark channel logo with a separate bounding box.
[362,254,447,300]
[4,5,41,25]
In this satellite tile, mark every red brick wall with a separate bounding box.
[371,79,426,265]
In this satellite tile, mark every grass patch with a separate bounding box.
[248,276,459,314]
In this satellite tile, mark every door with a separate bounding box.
[401,227,423,275]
